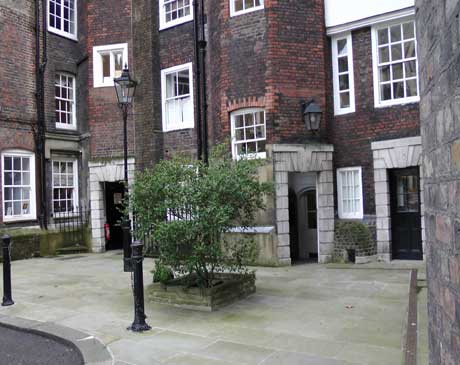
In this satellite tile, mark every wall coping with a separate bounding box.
[371,136,421,151]
[272,143,334,153]
[88,158,135,168]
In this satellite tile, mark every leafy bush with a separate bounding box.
[130,145,272,288]
[335,221,372,249]
[152,260,174,284]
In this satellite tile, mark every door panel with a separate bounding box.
[105,182,125,251]
[389,168,422,260]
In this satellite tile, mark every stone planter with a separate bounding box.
[147,272,256,311]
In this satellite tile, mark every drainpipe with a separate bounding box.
[199,0,208,165]
[193,0,203,161]
[35,0,48,229]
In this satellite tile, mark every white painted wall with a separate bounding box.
[325,0,414,28]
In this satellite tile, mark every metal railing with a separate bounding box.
[51,206,90,248]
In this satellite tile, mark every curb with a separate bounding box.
[0,314,113,365]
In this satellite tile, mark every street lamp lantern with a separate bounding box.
[302,99,322,132]
[114,65,137,106]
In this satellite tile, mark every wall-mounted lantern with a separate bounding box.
[302,100,322,132]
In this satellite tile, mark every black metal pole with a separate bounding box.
[122,105,133,272]
[128,241,151,332]
[2,235,14,307]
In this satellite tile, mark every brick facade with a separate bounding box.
[417,0,460,363]
[0,1,38,225]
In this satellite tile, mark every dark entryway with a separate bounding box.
[104,181,125,251]
[389,167,422,260]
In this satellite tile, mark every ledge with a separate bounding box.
[0,314,112,365]
[371,136,421,151]
[272,143,334,153]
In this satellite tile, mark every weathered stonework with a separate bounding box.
[271,144,335,264]
[88,158,135,252]
[371,136,425,262]
[416,0,460,363]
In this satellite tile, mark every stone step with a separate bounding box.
[56,245,89,255]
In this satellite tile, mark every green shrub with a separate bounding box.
[130,144,272,289]
[335,221,372,249]
[152,260,174,284]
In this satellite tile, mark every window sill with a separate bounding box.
[374,97,420,109]
[56,123,77,131]
[159,16,194,31]
[3,215,37,223]
[162,125,195,133]
[230,6,265,17]
[234,152,267,161]
[48,27,78,42]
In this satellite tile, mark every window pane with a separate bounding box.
[393,82,404,98]
[4,172,12,185]
[404,41,416,58]
[391,44,402,61]
[339,74,349,90]
[380,66,391,82]
[379,47,390,63]
[235,0,244,11]
[102,54,110,78]
[403,22,415,39]
[393,63,403,80]
[235,115,244,128]
[340,92,350,108]
[338,57,348,73]
[114,51,123,78]
[378,28,389,45]
[13,157,21,170]
[337,39,347,56]
[405,60,417,77]
[4,157,12,170]
[406,79,417,97]
[381,84,392,100]
[390,25,402,42]
[177,70,190,95]
[4,188,12,201]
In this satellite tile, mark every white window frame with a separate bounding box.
[51,158,79,216]
[230,108,267,160]
[337,167,363,220]
[2,150,36,222]
[159,0,194,31]
[230,0,264,17]
[332,33,355,115]
[371,18,419,108]
[47,0,78,41]
[161,63,195,132]
[55,73,77,130]
[93,43,128,88]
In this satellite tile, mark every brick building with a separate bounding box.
[417,0,460,363]
[1,0,425,267]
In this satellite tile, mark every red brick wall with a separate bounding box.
[86,0,134,159]
[0,1,38,224]
[326,27,420,215]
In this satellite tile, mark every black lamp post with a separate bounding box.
[302,99,322,132]
[114,66,137,273]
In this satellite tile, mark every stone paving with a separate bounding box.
[0,252,422,365]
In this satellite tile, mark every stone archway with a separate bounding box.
[271,144,335,264]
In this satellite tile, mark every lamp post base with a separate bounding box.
[127,322,152,333]
[1,298,14,307]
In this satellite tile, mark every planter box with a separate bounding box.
[147,272,256,311]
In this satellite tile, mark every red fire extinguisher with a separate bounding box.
[104,223,111,242]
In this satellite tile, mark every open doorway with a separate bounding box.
[104,181,125,251]
[288,173,318,263]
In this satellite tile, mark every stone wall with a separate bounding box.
[416,0,460,363]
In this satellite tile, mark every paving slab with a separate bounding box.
[0,252,417,365]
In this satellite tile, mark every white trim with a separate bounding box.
[55,73,77,130]
[92,43,128,88]
[326,7,415,36]
[230,108,267,160]
[47,0,78,41]
[337,167,363,220]
[331,33,355,115]
[371,17,420,108]
[161,62,195,132]
[230,0,264,17]
[51,158,79,216]
[1,150,37,222]
[159,0,194,31]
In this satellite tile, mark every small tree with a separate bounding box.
[130,145,272,288]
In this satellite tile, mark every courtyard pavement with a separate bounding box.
[0,252,424,365]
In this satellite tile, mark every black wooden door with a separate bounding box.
[389,168,422,260]
[105,182,125,251]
